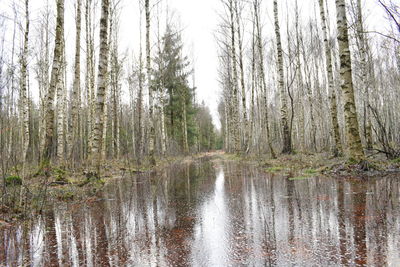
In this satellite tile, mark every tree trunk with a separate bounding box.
[138,50,144,157]
[86,0,95,158]
[254,0,275,158]
[146,0,156,165]
[234,0,248,151]
[20,0,30,163]
[355,0,373,150]
[273,0,291,154]
[229,0,240,153]
[91,0,110,168]
[318,0,343,156]
[56,39,66,162]
[335,0,364,160]
[160,96,167,155]
[42,0,64,164]
[137,7,144,159]
[182,99,189,154]
[69,0,82,160]
[295,0,305,152]
[250,15,256,150]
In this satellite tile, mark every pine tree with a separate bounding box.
[153,25,195,153]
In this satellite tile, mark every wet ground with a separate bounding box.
[1,156,400,266]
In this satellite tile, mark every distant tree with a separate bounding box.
[152,25,195,153]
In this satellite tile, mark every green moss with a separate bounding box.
[391,158,400,163]
[304,169,318,175]
[265,166,284,172]
[5,176,22,186]
[289,176,312,181]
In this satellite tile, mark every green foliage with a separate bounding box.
[195,103,219,151]
[5,176,22,186]
[54,168,67,182]
[152,24,219,152]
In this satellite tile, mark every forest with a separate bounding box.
[0,0,399,175]
[0,0,221,173]
[0,0,400,265]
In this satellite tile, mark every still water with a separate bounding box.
[1,157,400,266]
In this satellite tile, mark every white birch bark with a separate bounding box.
[43,0,64,163]
[335,0,364,160]
[91,0,110,167]
[273,0,291,154]
[20,0,30,163]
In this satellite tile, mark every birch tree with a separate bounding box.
[145,0,156,164]
[318,0,343,156]
[234,0,248,150]
[42,0,64,164]
[254,0,275,157]
[273,0,292,154]
[20,0,30,163]
[69,0,82,160]
[228,0,240,152]
[354,0,373,150]
[335,0,364,160]
[91,0,110,168]
[56,39,66,161]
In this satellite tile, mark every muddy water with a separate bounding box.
[1,157,400,266]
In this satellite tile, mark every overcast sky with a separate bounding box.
[1,0,392,129]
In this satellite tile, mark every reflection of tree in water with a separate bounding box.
[1,162,400,266]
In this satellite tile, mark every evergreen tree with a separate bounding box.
[152,25,195,152]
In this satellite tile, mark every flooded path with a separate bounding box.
[1,156,400,266]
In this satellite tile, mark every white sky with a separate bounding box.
[0,0,392,129]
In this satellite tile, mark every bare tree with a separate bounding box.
[273,0,292,154]
[254,0,275,157]
[20,0,30,163]
[146,0,156,164]
[69,0,82,161]
[42,0,65,164]
[318,0,343,156]
[335,0,364,160]
[91,0,110,169]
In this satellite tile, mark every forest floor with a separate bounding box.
[219,151,400,180]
